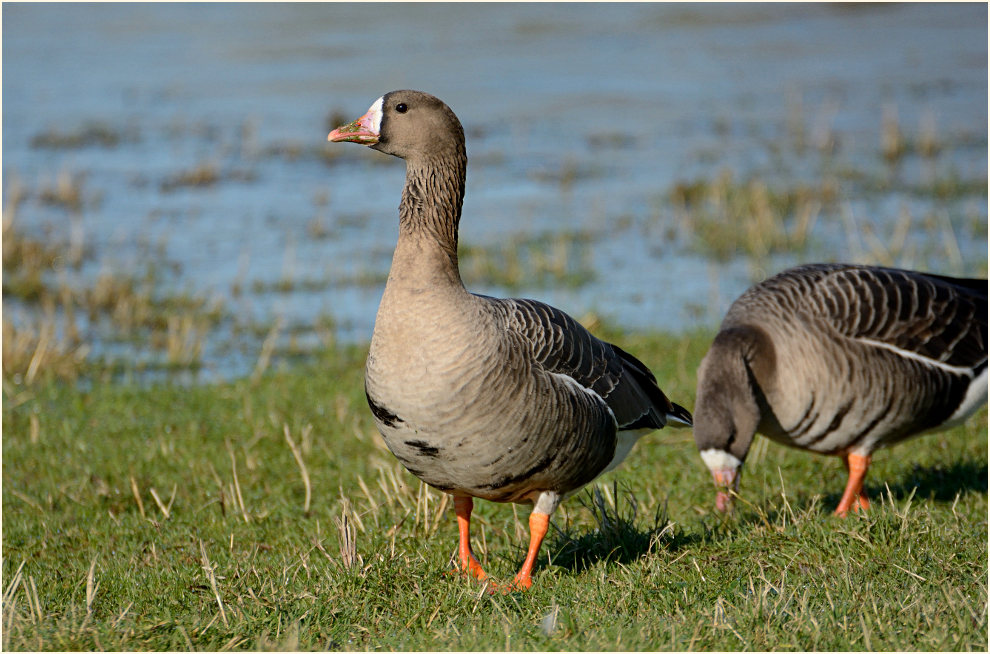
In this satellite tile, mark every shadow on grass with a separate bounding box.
[490,460,988,576]
[685,459,989,533]
[736,458,989,522]
[872,459,988,502]
[820,459,990,511]
[536,482,701,574]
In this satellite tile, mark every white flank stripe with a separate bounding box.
[856,337,978,377]
[947,365,988,425]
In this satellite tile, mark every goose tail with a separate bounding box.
[666,402,693,428]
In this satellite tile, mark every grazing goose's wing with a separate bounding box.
[494,297,691,429]
[816,266,988,375]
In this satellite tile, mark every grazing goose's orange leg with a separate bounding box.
[510,511,551,591]
[454,496,488,580]
[835,453,871,516]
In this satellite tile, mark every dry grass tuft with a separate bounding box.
[670,170,832,263]
[459,230,596,290]
[31,121,134,149]
[2,195,226,385]
[160,161,256,192]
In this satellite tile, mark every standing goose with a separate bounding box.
[694,263,987,516]
[328,90,691,590]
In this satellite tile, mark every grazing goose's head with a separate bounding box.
[695,419,747,513]
[693,327,766,512]
[328,90,465,163]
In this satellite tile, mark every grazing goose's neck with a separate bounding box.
[399,153,467,263]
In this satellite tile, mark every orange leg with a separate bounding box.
[835,452,872,516]
[510,511,550,591]
[454,496,488,580]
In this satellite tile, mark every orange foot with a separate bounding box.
[834,452,872,517]
[450,497,552,593]
[507,511,549,592]
[453,496,489,580]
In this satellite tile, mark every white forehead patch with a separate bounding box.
[367,96,384,133]
[699,448,742,472]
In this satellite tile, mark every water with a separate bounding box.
[3,3,987,381]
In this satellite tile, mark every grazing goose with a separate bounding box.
[694,263,987,516]
[328,90,691,590]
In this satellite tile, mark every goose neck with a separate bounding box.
[389,152,467,291]
[398,153,466,254]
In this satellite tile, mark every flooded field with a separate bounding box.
[3,3,987,382]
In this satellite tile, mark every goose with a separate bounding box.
[694,263,987,516]
[328,90,691,590]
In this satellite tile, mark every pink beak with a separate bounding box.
[711,468,739,512]
[327,108,379,145]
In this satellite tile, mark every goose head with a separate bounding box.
[693,328,764,512]
[328,90,465,163]
[694,389,753,512]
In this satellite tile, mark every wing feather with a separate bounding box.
[492,297,691,429]
[816,266,987,373]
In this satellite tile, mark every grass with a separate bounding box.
[3,330,986,651]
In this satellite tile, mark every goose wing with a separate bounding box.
[816,265,988,375]
[494,297,691,429]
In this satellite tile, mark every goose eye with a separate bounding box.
[395,103,408,113]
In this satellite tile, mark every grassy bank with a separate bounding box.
[2,331,987,651]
